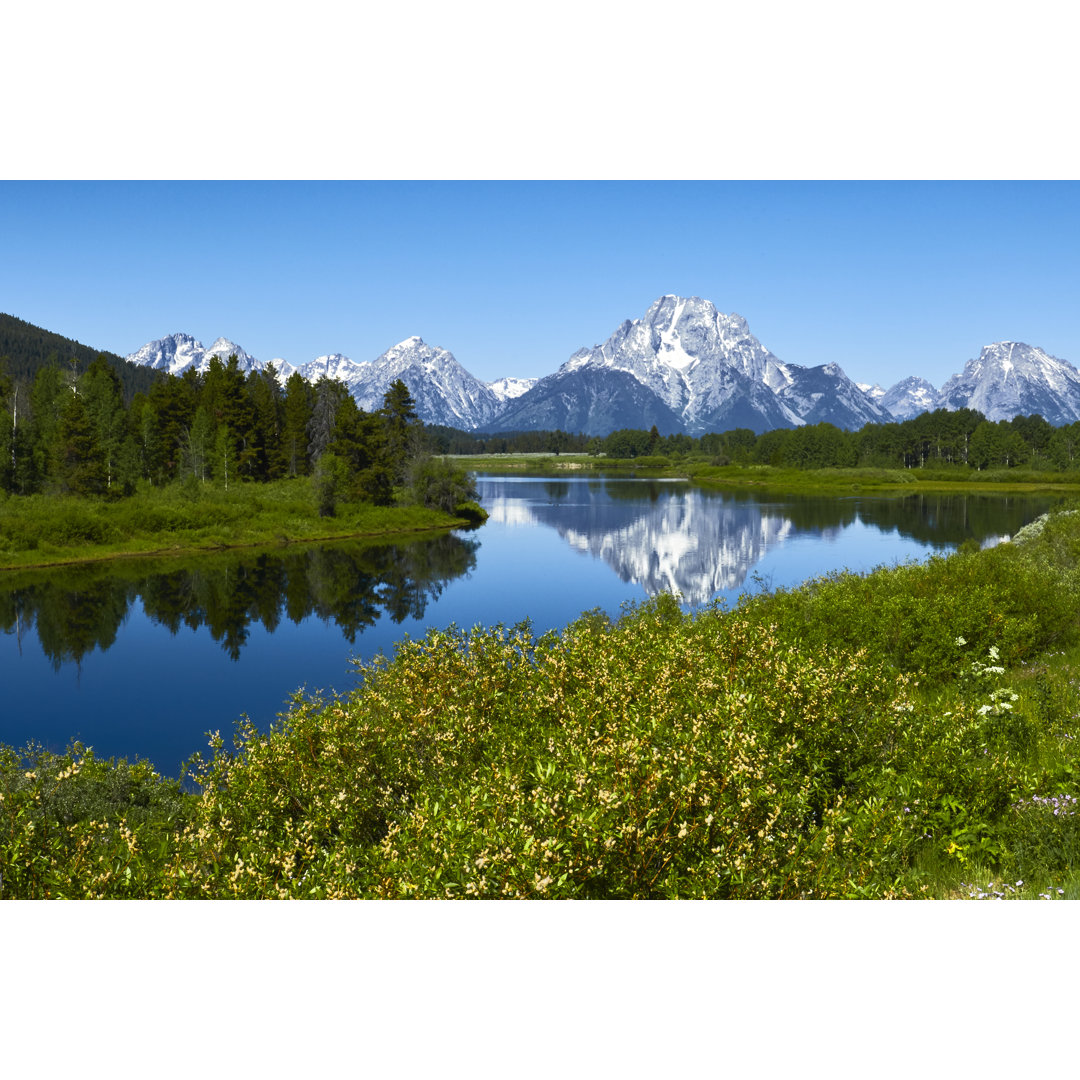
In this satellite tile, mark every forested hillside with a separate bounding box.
[0,313,161,402]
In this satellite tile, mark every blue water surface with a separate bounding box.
[0,476,1059,773]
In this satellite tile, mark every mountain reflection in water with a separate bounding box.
[482,477,1060,606]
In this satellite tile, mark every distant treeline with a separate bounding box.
[428,408,1080,471]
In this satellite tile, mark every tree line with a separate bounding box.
[0,351,475,515]
[431,407,1080,471]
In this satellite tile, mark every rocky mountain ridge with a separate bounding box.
[126,298,1080,435]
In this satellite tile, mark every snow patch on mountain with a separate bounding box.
[297,353,370,391]
[487,376,536,402]
[126,333,209,376]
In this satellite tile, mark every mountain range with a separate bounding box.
[124,296,1080,435]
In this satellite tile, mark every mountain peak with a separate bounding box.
[939,340,1080,424]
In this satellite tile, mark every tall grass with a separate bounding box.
[0,479,474,569]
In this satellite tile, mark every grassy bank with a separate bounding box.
[451,454,1080,494]
[0,479,482,571]
[5,507,1080,898]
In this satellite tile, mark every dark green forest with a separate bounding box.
[0,342,437,508]
[0,313,161,401]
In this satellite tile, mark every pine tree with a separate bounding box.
[245,367,285,481]
[282,371,313,477]
[0,357,12,492]
[51,389,107,495]
[307,377,351,463]
[81,354,127,491]
[380,378,420,484]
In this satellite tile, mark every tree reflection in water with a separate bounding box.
[0,533,479,668]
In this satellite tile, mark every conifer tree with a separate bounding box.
[380,378,420,485]
[282,371,313,477]
[51,388,107,495]
[81,354,127,491]
[307,377,351,463]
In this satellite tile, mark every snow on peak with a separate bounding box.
[488,376,537,402]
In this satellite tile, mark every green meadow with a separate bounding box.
[0,477,484,571]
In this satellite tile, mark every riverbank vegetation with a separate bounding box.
[430,408,1080,481]
[448,453,1080,493]
[0,479,482,570]
[5,505,1080,899]
[0,354,483,568]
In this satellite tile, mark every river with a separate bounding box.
[0,475,1061,773]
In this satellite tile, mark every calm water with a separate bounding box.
[0,476,1062,774]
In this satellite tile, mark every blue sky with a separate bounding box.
[3,179,1079,392]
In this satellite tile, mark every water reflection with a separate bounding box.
[482,477,1060,606]
[0,533,479,669]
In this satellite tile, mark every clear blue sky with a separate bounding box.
[3,180,1079,392]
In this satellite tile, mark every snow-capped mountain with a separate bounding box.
[857,382,887,406]
[126,333,293,380]
[126,312,1080,439]
[126,333,210,376]
[938,342,1080,425]
[774,361,892,429]
[341,337,503,430]
[880,376,940,421]
[562,295,798,425]
[127,334,502,429]
[488,295,887,435]
[296,353,370,392]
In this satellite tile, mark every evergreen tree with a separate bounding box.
[51,389,107,495]
[380,378,420,484]
[282,371,313,477]
[307,377,351,463]
[80,354,127,492]
[245,367,285,481]
[26,365,68,492]
[0,357,12,492]
[203,356,255,478]
[141,376,195,484]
